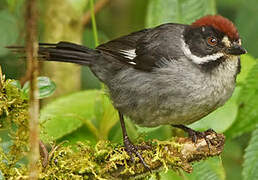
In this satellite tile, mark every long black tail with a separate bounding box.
[7,41,100,66]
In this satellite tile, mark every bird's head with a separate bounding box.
[182,15,247,65]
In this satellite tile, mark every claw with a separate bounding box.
[119,112,151,172]
[123,136,151,172]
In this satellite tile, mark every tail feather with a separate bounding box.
[42,41,93,53]
[8,41,100,66]
[38,41,100,65]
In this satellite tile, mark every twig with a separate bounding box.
[39,140,49,168]
[82,0,110,27]
[25,0,39,179]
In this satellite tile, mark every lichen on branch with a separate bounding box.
[0,75,225,179]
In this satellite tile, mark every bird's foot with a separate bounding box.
[123,136,151,171]
[173,125,217,150]
[187,128,217,145]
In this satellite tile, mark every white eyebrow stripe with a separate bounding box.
[119,49,136,60]
[181,39,224,64]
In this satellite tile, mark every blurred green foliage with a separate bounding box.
[0,10,18,57]
[0,0,25,80]
[0,0,258,179]
[146,0,216,27]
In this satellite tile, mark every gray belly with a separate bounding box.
[121,81,235,127]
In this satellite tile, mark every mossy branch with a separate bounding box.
[0,77,225,179]
[39,132,224,179]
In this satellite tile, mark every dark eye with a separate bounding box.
[207,36,217,46]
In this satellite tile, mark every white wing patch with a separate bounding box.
[181,39,224,64]
[128,61,136,65]
[119,49,136,60]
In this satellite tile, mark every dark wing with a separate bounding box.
[97,28,151,69]
[97,24,185,71]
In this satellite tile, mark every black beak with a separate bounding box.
[226,44,247,55]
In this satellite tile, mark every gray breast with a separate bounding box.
[108,56,239,127]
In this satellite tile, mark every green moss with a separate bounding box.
[0,77,29,178]
[35,139,183,179]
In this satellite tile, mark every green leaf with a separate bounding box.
[242,126,258,180]
[40,88,119,144]
[185,157,225,180]
[136,125,161,134]
[57,125,97,146]
[159,170,182,180]
[189,87,240,133]
[146,0,216,27]
[236,54,257,84]
[0,10,19,57]
[136,125,173,141]
[22,76,56,99]
[37,77,56,99]
[222,140,243,180]
[146,0,179,27]
[226,61,258,138]
[40,90,101,142]
[97,93,119,140]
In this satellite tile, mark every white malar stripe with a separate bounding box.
[181,39,224,64]
[119,49,136,60]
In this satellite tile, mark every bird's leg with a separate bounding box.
[118,112,150,170]
[172,124,217,147]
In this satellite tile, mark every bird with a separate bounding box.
[8,15,246,169]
